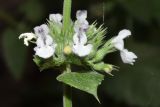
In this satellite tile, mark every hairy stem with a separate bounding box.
[63,64,72,107]
[62,0,72,106]
[62,0,72,33]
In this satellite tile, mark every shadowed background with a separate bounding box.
[0,0,160,107]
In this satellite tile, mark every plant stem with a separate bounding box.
[62,0,72,33]
[63,64,72,107]
[62,0,72,106]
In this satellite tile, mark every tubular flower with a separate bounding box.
[34,24,57,59]
[112,29,137,65]
[72,10,93,57]
[72,32,92,57]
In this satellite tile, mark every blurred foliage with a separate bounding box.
[2,0,45,79]
[104,41,160,107]
[2,24,28,79]
[118,0,160,24]
[19,0,45,22]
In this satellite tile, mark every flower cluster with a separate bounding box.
[19,10,137,74]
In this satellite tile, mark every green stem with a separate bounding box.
[62,0,72,106]
[63,64,72,107]
[63,0,72,33]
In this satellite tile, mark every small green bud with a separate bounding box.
[103,65,113,76]
[91,62,114,76]
[92,62,105,71]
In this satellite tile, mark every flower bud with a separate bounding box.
[92,62,105,71]
[103,65,113,76]
[64,46,72,55]
[91,62,114,76]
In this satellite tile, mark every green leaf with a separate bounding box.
[2,28,27,79]
[57,71,104,102]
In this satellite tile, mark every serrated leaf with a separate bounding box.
[2,28,27,79]
[57,71,104,102]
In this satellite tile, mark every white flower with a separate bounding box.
[120,49,137,65]
[72,10,93,57]
[74,10,89,32]
[112,29,137,64]
[112,29,131,51]
[34,24,56,59]
[72,32,92,57]
[19,33,36,46]
[49,14,63,24]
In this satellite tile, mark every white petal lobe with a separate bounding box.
[34,46,55,59]
[73,44,93,57]
[118,29,131,40]
[120,49,137,65]
[49,14,63,23]
[76,10,87,21]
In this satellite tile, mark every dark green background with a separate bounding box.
[0,0,160,107]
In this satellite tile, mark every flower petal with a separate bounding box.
[73,33,87,45]
[76,10,87,21]
[36,37,45,47]
[45,35,54,46]
[112,29,131,50]
[34,46,55,59]
[117,29,131,40]
[49,14,63,23]
[34,24,49,36]
[112,38,124,51]
[73,44,93,57]
[74,20,89,32]
[120,49,137,65]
